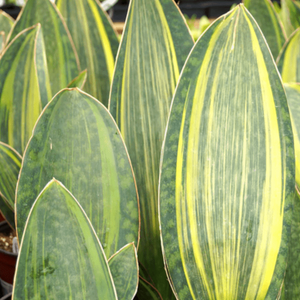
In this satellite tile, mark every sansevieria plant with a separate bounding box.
[0,0,299,299]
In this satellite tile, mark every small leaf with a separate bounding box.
[277,28,300,83]
[244,0,286,58]
[0,10,14,40]
[67,69,88,89]
[109,243,139,300]
[281,0,300,37]
[9,0,80,95]
[0,25,51,154]
[0,195,14,229]
[135,278,163,300]
[13,179,118,300]
[56,0,119,106]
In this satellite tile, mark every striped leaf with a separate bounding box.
[108,243,138,300]
[8,0,80,95]
[0,24,52,154]
[281,188,300,299]
[13,179,118,300]
[284,83,300,188]
[277,28,300,83]
[243,0,286,58]
[109,0,194,297]
[0,10,14,40]
[16,89,139,260]
[67,69,88,89]
[0,195,14,228]
[159,5,294,300]
[280,0,300,37]
[0,142,21,210]
[56,0,119,107]
[135,278,163,300]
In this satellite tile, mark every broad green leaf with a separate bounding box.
[281,187,300,299]
[108,243,138,300]
[67,69,88,89]
[281,0,300,37]
[0,195,14,229]
[284,83,300,188]
[0,10,14,40]
[277,28,300,83]
[9,0,80,95]
[109,0,194,297]
[159,5,294,300]
[16,89,139,260]
[135,278,163,300]
[57,0,119,107]
[0,142,21,210]
[13,179,118,300]
[244,0,286,58]
[0,24,52,154]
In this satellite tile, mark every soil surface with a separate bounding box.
[0,229,16,253]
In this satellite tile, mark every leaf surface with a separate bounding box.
[13,179,118,300]
[135,278,163,300]
[277,28,300,83]
[0,25,51,154]
[159,5,294,300]
[281,0,300,37]
[244,0,286,58]
[109,243,139,300]
[109,0,194,297]
[0,10,14,40]
[57,0,119,107]
[16,89,139,260]
[9,0,80,95]
[67,69,88,89]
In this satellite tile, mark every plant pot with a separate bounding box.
[0,292,11,300]
[0,222,17,296]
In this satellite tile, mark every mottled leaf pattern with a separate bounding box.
[16,89,139,260]
[109,0,194,297]
[57,0,119,107]
[159,5,294,300]
[13,179,118,300]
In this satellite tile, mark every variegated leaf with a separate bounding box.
[13,179,118,300]
[280,0,300,37]
[8,0,80,95]
[0,24,52,154]
[56,0,119,107]
[0,10,14,41]
[67,69,88,89]
[277,28,300,83]
[109,0,194,297]
[16,89,139,260]
[243,0,286,58]
[159,5,294,300]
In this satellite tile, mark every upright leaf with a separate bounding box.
[0,25,52,154]
[8,0,80,95]
[277,28,300,83]
[13,179,118,300]
[109,243,139,300]
[281,0,300,37]
[16,89,139,260]
[67,69,88,89]
[0,10,14,40]
[243,0,286,58]
[135,278,163,300]
[159,5,294,300]
[57,0,119,107]
[284,83,300,188]
[109,0,194,297]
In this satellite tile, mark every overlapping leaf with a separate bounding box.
[0,142,21,228]
[159,5,294,300]
[135,278,163,300]
[16,89,139,260]
[0,10,14,43]
[13,179,118,300]
[109,0,194,297]
[67,69,88,89]
[109,243,139,300]
[280,0,300,37]
[57,0,119,107]
[0,25,51,154]
[277,28,300,83]
[244,0,286,58]
[8,0,80,95]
